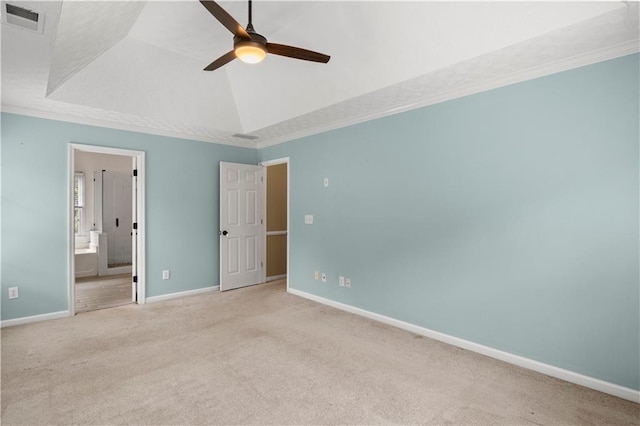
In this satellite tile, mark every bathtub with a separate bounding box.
[75,231,132,278]
[75,247,98,278]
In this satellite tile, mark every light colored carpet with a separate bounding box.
[1,280,638,425]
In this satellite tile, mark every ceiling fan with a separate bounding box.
[199,0,331,71]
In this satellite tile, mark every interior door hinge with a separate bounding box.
[133,169,138,177]
[133,275,138,283]
[133,222,138,230]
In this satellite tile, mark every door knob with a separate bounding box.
[221,230,228,236]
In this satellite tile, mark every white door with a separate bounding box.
[103,171,132,266]
[220,162,264,291]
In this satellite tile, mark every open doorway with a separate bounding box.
[69,144,145,315]
[262,158,289,291]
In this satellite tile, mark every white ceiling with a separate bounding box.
[1,1,638,148]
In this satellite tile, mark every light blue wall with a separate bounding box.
[2,54,638,391]
[261,54,640,390]
[1,114,257,319]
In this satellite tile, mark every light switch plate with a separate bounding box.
[304,215,314,224]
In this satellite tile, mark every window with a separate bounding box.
[74,172,84,235]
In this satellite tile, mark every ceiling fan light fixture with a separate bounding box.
[200,0,330,71]
[234,42,266,64]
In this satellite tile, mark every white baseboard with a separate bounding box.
[145,285,219,303]
[288,288,640,403]
[1,310,70,328]
[266,274,287,282]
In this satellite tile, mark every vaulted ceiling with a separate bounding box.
[2,1,638,148]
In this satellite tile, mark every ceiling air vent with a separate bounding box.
[2,3,44,33]
[232,133,259,141]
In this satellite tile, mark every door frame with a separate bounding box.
[260,157,290,292]
[68,143,146,315]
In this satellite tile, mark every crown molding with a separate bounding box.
[3,41,637,151]
[256,40,639,149]
[0,104,255,149]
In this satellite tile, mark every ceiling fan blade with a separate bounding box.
[200,0,250,40]
[204,50,237,71]
[266,43,330,63]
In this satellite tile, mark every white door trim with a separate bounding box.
[260,157,290,292]
[68,143,146,316]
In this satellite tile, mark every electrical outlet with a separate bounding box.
[345,278,351,288]
[339,276,345,287]
[314,271,319,280]
[321,273,327,283]
[162,270,170,280]
[323,177,329,187]
[8,287,19,299]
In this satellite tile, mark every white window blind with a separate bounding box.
[74,172,84,234]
